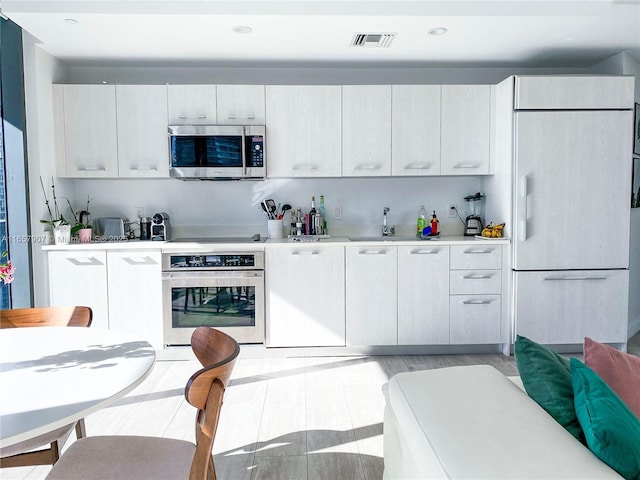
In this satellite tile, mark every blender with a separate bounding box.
[463,192,485,236]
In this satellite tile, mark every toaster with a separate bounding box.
[93,217,126,241]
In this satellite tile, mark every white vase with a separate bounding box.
[53,224,71,245]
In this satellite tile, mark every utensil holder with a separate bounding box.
[267,219,284,239]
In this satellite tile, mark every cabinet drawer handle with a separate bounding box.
[410,250,438,254]
[358,250,387,255]
[129,167,158,172]
[543,275,607,281]
[354,164,381,171]
[403,163,431,170]
[462,249,493,254]
[66,257,103,266]
[292,165,319,171]
[462,299,493,305]
[291,251,319,255]
[227,114,256,120]
[123,256,157,266]
[453,163,481,169]
[77,167,106,172]
[178,114,207,119]
[463,274,494,279]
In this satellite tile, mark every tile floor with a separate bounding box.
[3,335,638,480]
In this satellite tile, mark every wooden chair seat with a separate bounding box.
[0,306,92,468]
[45,327,240,480]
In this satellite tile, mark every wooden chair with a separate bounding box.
[0,306,93,468]
[45,326,240,480]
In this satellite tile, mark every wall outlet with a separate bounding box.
[448,204,458,218]
[333,206,342,220]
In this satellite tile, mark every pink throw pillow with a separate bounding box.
[584,337,640,418]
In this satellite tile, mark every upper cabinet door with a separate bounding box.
[167,85,217,124]
[62,85,118,177]
[116,85,169,177]
[216,85,265,125]
[266,85,342,177]
[391,85,441,176]
[342,85,391,176]
[440,85,491,175]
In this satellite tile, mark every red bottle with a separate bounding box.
[430,211,439,236]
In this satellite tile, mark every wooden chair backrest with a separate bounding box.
[0,306,93,329]
[186,327,240,480]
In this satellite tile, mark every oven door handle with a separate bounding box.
[162,271,263,279]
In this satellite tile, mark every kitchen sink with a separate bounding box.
[348,236,425,242]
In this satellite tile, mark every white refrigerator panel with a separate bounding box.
[514,270,628,344]
[513,110,632,270]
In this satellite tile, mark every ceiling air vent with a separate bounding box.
[351,33,396,48]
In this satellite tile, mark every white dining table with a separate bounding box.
[0,326,156,448]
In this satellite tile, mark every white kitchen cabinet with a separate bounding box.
[216,85,265,125]
[397,245,450,345]
[514,76,635,110]
[106,251,163,349]
[346,246,397,345]
[391,85,441,176]
[265,86,342,177]
[116,85,169,178]
[441,85,492,175]
[450,295,502,344]
[342,86,391,176]
[60,85,118,177]
[265,245,345,347]
[514,270,628,345]
[513,110,632,270]
[167,85,217,125]
[48,250,109,329]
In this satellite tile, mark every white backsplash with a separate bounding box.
[70,176,481,238]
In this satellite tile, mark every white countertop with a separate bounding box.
[42,235,509,251]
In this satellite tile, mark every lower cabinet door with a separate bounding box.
[266,246,345,347]
[514,270,628,344]
[107,251,163,349]
[449,295,501,344]
[397,246,450,345]
[346,246,398,345]
[48,250,109,329]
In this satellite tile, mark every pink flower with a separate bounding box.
[0,260,14,284]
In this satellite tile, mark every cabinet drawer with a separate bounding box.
[450,245,501,270]
[450,295,501,344]
[450,270,501,294]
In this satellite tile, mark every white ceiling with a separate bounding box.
[3,0,640,68]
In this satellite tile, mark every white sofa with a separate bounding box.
[383,365,622,479]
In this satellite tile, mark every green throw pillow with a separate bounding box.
[514,335,584,442]
[571,358,640,480]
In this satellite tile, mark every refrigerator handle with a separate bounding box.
[520,175,528,242]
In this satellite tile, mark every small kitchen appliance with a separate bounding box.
[463,192,485,236]
[151,212,170,241]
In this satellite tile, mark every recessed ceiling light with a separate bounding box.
[64,18,78,24]
[428,27,448,36]
[101,81,109,84]
[232,25,253,34]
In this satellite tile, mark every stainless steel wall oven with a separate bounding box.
[162,250,265,345]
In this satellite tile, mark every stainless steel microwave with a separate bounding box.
[168,125,266,180]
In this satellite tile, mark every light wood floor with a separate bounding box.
[2,352,518,480]
[4,334,639,480]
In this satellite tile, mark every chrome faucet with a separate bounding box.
[382,207,395,236]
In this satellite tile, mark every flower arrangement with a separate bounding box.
[0,251,14,285]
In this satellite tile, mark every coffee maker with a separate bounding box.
[151,212,170,241]
[463,193,485,236]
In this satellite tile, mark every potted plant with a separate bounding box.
[70,197,93,243]
[39,177,71,244]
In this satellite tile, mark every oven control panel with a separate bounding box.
[163,252,264,271]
